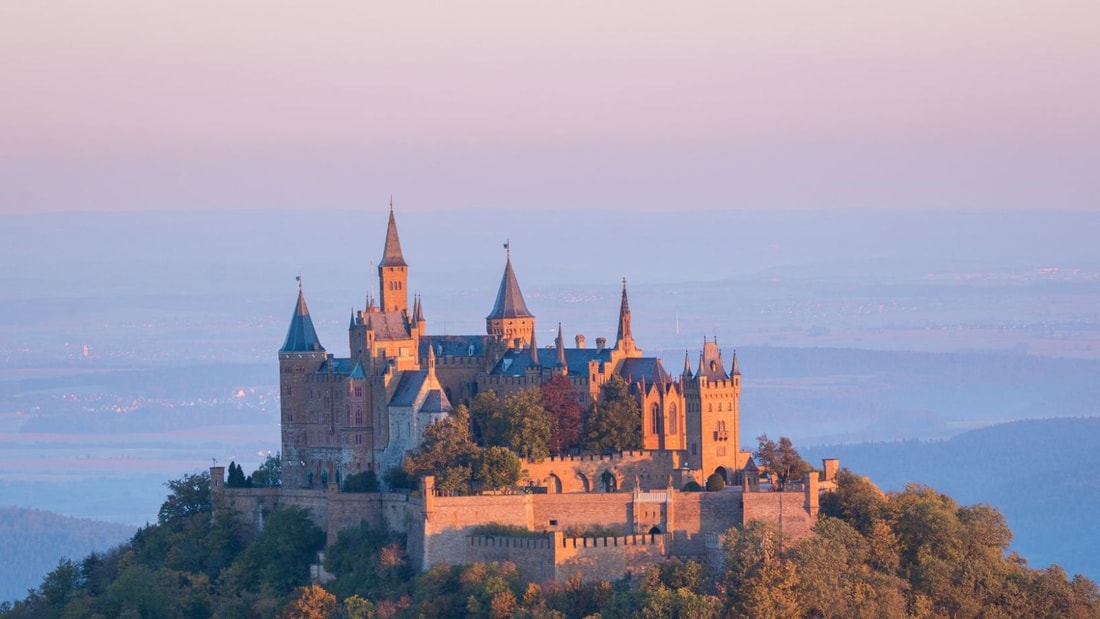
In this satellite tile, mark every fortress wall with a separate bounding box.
[529,493,633,533]
[520,451,683,493]
[421,494,532,571]
[554,533,669,583]
[467,535,556,584]
[742,491,815,542]
[668,490,744,556]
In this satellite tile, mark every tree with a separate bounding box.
[226,462,250,488]
[705,472,726,492]
[473,446,522,490]
[584,375,642,453]
[722,520,801,618]
[502,388,553,461]
[234,506,325,594]
[540,375,583,454]
[342,470,381,493]
[158,472,212,526]
[251,452,282,488]
[469,390,507,447]
[280,584,338,619]
[405,405,479,494]
[753,435,811,491]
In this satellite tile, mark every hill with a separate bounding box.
[0,507,136,603]
[803,416,1100,582]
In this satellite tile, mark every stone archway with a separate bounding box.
[600,470,618,493]
[714,466,729,483]
[575,472,591,493]
[547,473,563,494]
[648,525,662,535]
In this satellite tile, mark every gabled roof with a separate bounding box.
[280,287,325,353]
[487,255,534,319]
[380,206,407,267]
[420,335,486,358]
[420,390,452,413]
[489,346,613,377]
[619,358,672,385]
[390,370,429,407]
[366,310,412,340]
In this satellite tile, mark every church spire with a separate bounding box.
[615,278,635,352]
[683,350,692,377]
[380,201,407,268]
[280,277,324,353]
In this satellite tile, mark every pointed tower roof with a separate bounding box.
[379,202,407,267]
[555,323,567,367]
[529,329,540,365]
[732,349,741,376]
[683,350,693,377]
[280,279,324,353]
[413,294,425,322]
[487,245,534,319]
[615,278,633,347]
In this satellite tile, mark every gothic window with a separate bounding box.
[355,405,363,425]
[651,403,661,434]
[669,404,678,434]
[355,386,363,398]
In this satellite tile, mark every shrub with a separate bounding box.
[705,473,726,492]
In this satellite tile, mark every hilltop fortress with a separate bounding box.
[214,206,837,583]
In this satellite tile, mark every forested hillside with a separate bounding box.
[0,507,135,603]
[2,470,1097,618]
[803,416,1100,583]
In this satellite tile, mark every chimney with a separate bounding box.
[596,337,607,351]
[575,334,585,349]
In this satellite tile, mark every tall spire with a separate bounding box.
[683,350,692,377]
[280,277,324,353]
[380,203,407,268]
[615,277,634,350]
[731,349,741,376]
[556,323,567,368]
[529,329,540,365]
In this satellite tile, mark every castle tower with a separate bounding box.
[278,279,327,488]
[378,203,409,314]
[486,243,535,347]
[683,338,744,481]
[615,278,637,355]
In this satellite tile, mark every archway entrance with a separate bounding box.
[600,470,617,493]
[547,473,563,494]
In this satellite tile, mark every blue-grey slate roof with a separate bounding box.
[619,358,672,385]
[281,289,324,353]
[390,371,429,407]
[488,347,613,377]
[420,335,486,358]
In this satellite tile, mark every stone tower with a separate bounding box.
[378,204,409,314]
[682,339,744,481]
[486,245,535,348]
[278,280,327,488]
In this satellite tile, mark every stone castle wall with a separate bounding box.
[554,532,669,583]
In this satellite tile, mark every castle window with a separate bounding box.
[285,386,293,396]
[669,404,678,434]
[651,403,661,434]
[355,386,363,398]
[708,403,712,412]
[355,405,363,425]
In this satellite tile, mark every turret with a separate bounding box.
[378,201,409,314]
[615,278,636,353]
[555,322,567,373]
[278,278,327,488]
[486,242,535,347]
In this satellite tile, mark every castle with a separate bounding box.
[216,205,837,583]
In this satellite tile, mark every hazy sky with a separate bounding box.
[2,2,1098,214]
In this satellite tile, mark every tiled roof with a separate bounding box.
[367,310,411,340]
[280,288,325,353]
[380,208,407,267]
[390,371,429,407]
[420,335,486,358]
[619,358,672,385]
[487,257,534,319]
[420,390,452,413]
[488,346,613,377]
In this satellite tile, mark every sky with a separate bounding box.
[1,1,1098,214]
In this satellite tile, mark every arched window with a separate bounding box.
[669,403,678,434]
[651,403,661,434]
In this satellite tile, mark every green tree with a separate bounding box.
[158,471,212,527]
[251,452,283,487]
[234,506,325,595]
[705,472,725,492]
[722,520,801,618]
[753,435,811,491]
[226,462,250,488]
[469,390,507,447]
[405,404,479,494]
[584,375,642,453]
[473,446,523,490]
[502,388,553,461]
[324,520,410,603]
[540,375,583,454]
[342,470,381,493]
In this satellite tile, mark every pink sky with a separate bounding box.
[1,2,1098,213]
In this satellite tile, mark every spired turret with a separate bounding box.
[378,201,409,314]
[615,278,638,355]
[486,243,535,347]
[279,279,327,488]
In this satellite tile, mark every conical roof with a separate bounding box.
[615,278,633,345]
[487,254,534,319]
[280,284,324,353]
[379,206,407,267]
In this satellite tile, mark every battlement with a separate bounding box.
[560,532,666,549]
[469,535,552,550]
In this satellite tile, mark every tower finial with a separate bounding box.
[504,239,511,260]
[297,274,302,291]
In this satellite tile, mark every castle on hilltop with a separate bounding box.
[278,206,751,489]
[215,205,837,583]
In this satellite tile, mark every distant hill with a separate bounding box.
[0,507,136,603]
[803,416,1100,583]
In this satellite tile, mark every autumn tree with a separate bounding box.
[584,375,642,453]
[753,435,811,491]
[279,584,338,619]
[405,405,478,494]
[722,520,801,618]
[540,375,583,454]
